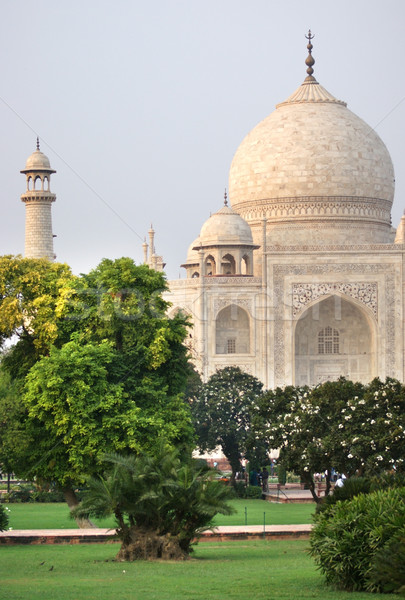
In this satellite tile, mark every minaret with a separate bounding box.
[20,138,56,260]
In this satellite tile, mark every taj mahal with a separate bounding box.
[19,33,405,388]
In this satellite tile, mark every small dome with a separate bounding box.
[185,237,201,264]
[21,142,55,173]
[197,204,254,248]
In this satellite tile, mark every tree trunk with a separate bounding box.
[303,473,321,504]
[116,527,189,562]
[62,486,95,528]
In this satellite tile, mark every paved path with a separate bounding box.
[0,524,312,545]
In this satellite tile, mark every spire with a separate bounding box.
[142,237,148,264]
[36,136,40,151]
[304,29,316,82]
[224,188,228,206]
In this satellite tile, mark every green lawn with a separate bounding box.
[6,499,315,530]
[0,540,388,600]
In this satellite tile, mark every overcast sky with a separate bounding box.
[1,0,404,279]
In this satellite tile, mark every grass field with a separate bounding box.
[0,540,388,600]
[5,499,316,530]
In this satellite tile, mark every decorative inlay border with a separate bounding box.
[234,196,392,224]
[204,277,262,286]
[213,298,252,316]
[265,244,402,253]
[292,282,378,318]
[212,363,254,375]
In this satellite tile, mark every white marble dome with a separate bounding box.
[229,76,395,245]
[185,237,201,264]
[197,204,254,248]
[21,146,55,173]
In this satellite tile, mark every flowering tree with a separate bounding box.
[191,367,264,483]
[331,377,405,476]
[253,378,405,502]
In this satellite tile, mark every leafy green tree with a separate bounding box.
[73,446,235,560]
[191,367,264,483]
[0,256,194,520]
[0,255,74,378]
[0,368,31,479]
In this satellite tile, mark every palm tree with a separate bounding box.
[73,445,235,560]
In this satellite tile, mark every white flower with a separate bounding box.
[352,437,358,443]
[370,419,375,425]
[376,455,383,462]
[347,453,353,458]
[338,424,344,429]
[344,415,352,420]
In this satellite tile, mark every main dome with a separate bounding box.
[228,47,395,245]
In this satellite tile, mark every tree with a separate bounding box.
[0,256,194,521]
[331,377,405,476]
[253,378,405,502]
[0,369,31,483]
[0,255,74,378]
[190,367,264,483]
[73,446,235,560]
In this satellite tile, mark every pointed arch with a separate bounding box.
[294,294,376,385]
[216,304,250,354]
[205,255,216,276]
[221,253,236,275]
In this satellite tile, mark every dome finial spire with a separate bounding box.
[304,29,316,82]
[36,136,40,151]
[224,188,228,206]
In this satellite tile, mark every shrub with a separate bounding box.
[316,476,371,513]
[31,489,66,503]
[245,485,263,499]
[0,504,9,531]
[7,484,32,503]
[277,464,286,485]
[370,471,405,491]
[233,480,247,498]
[369,525,405,594]
[309,486,405,592]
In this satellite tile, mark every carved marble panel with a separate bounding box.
[292,282,378,318]
[213,297,252,317]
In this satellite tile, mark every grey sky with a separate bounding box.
[1,0,404,279]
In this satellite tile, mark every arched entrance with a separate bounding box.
[216,305,250,354]
[294,295,375,386]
